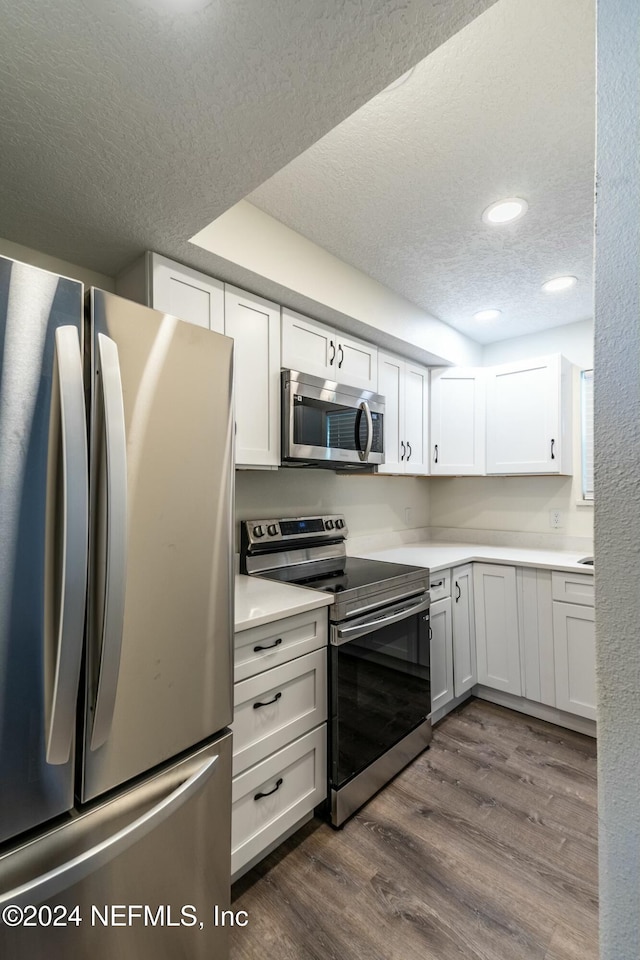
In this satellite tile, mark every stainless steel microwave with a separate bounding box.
[281,370,385,469]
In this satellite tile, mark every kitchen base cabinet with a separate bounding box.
[231,610,328,881]
[473,564,521,696]
[452,564,476,697]
[231,726,326,880]
[517,568,555,706]
[552,602,596,720]
[430,597,454,715]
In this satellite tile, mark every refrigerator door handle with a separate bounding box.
[46,326,89,765]
[91,333,128,750]
[0,755,218,910]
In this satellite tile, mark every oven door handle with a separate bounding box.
[331,594,430,645]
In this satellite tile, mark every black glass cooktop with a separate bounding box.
[257,556,426,594]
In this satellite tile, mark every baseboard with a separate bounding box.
[473,685,597,737]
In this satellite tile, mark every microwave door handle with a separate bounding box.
[91,333,128,751]
[332,594,430,645]
[46,326,89,765]
[355,400,373,462]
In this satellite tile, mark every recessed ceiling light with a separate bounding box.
[482,198,528,225]
[541,276,577,293]
[473,309,502,322]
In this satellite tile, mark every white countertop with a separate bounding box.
[235,574,333,632]
[353,541,594,575]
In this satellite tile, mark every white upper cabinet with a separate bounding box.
[377,352,429,476]
[281,309,377,391]
[224,286,280,468]
[148,253,225,333]
[430,368,485,475]
[485,355,572,475]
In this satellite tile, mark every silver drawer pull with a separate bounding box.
[254,778,283,801]
[254,638,282,652]
[253,692,282,709]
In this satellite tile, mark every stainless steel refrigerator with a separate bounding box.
[0,256,234,958]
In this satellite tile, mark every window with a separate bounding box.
[581,369,594,501]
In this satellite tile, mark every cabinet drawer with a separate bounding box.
[231,726,327,877]
[429,570,451,601]
[234,609,328,682]
[232,649,327,775]
[552,571,594,607]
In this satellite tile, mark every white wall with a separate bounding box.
[0,237,114,290]
[235,470,429,541]
[595,2,640,957]
[191,201,481,366]
[429,319,594,543]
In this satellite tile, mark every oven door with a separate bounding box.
[329,593,430,793]
[282,372,384,466]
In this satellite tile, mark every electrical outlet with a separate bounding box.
[405,507,412,525]
[549,509,563,529]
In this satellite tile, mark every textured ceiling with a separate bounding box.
[0,0,497,277]
[248,0,596,344]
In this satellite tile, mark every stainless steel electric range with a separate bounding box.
[240,515,432,827]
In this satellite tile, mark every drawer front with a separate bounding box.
[234,609,328,682]
[552,571,595,607]
[231,726,327,876]
[232,649,327,775]
[429,570,451,602]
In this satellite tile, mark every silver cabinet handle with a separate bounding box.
[355,400,373,462]
[46,326,89,765]
[91,334,128,751]
[332,594,430,645]
[0,756,217,909]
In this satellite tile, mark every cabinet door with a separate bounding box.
[377,352,404,474]
[451,564,477,696]
[403,362,429,476]
[552,602,596,720]
[486,356,561,474]
[430,598,454,714]
[281,309,333,379]
[225,286,280,467]
[335,334,378,391]
[150,254,224,333]
[473,564,521,695]
[430,368,485,475]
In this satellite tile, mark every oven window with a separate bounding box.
[293,396,383,453]
[330,611,430,790]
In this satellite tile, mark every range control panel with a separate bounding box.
[242,515,347,548]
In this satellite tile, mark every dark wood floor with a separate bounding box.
[230,699,598,960]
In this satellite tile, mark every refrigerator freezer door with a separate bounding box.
[0,257,86,844]
[82,291,234,801]
[0,732,232,960]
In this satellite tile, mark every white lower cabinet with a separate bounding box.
[552,574,596,721]
[473,564,521,696]
[451,564,477,697]
[231,610,328,880]
[231,726,326,878]
[430,597,454,714]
